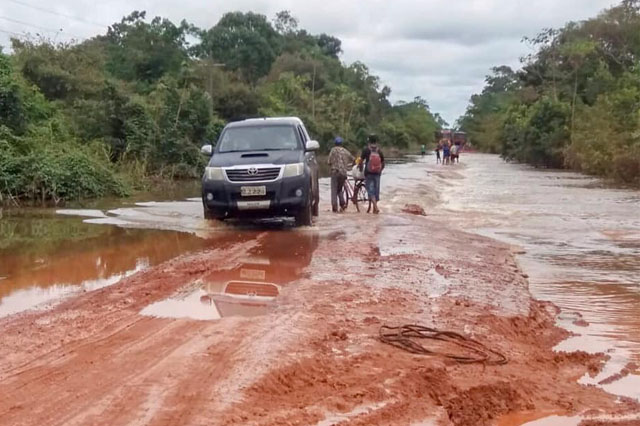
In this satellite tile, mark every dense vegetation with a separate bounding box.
[0,10,441,204]
[459,0,640,184]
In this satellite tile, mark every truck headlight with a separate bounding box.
[282,163,304,178]
[205,167,224,181]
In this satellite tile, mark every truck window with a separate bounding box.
[218,125,301,152]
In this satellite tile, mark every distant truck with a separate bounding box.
[453,132,468,149]
[435,130,468,149]
[435,129,453,142]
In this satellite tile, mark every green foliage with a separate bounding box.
[0,136,128,203]
[1,9,443,204]
[104,11,189,84]
[459,1,640,184]
[197,12,281,83]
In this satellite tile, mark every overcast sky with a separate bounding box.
[0,0,619,123]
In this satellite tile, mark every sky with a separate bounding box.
[0,0,619,124]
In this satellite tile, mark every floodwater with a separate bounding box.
[0,206,211,317]
[0,184,320,319]
[435,154,640,406]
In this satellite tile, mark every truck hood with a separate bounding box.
[208,150,303,167]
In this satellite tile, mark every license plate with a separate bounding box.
[240,268,266,280]
[241,186,266,197]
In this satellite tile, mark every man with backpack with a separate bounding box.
[360,134,385,214]
[328,136,355,213]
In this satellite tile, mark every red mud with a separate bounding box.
[0,202,638,425]
[401,203,427,216]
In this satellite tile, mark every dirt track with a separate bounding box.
[1,173,639,425]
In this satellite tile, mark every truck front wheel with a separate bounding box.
[295,194,313,227]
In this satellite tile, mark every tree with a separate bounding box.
[273,11,298,35]
[104,11,189,83]
[316,34,342,58]
[198,12,281,83]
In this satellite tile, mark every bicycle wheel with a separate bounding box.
[340,182,351,210]
[356,182,369,203]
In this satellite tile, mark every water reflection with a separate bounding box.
[141,230,319,320]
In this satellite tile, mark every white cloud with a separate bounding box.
[0,0,619,123]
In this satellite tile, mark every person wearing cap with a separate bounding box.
[359,134,385,214]
[328,136,355,213]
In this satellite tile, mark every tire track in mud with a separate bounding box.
[0,237,262,426]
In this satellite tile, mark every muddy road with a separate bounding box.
[1,155,639,425]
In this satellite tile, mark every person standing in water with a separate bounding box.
[435,142,442,164]
[442,139,451,165]
[328,136,354,213]
[360,134,385,214]
[450,142,459,164]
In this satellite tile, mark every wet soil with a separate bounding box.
[0,155,639,425]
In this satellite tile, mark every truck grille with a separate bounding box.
[225,167,281,182]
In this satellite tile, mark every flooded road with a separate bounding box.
[2,155,639,363]
[436,154,640,402]
[1,153,639,425]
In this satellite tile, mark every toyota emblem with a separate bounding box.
[247,167,258,175]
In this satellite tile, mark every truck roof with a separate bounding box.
[226,117,304,128]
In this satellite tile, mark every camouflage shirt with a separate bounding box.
[328,146,355,177]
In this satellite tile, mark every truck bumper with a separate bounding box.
[202,175,310,219]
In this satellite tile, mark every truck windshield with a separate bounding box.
[218,125,301,153]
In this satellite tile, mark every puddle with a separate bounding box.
[0,205,213,317]
[519,413,640,425]
[141,289,221,321]
[0,188,304,318]
[500,408,640,425]
[316,401,392,426]
[0,262,146,318]
[140,230,319,320]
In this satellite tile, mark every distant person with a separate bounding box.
[435,143,441,164]
[421,144,426,157]
[360,134,385,214]
[450,143,459,164]
[442,139,451,165]
[328,136,355,213]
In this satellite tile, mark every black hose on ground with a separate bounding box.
[379,324,508,365]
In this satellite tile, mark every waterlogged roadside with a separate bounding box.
[428,154,640,414]
[0,196,211,317]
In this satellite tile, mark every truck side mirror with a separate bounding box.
[305,140,320,151]
[200,145,213,156]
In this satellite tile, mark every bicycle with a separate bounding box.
[340,173,370,212]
